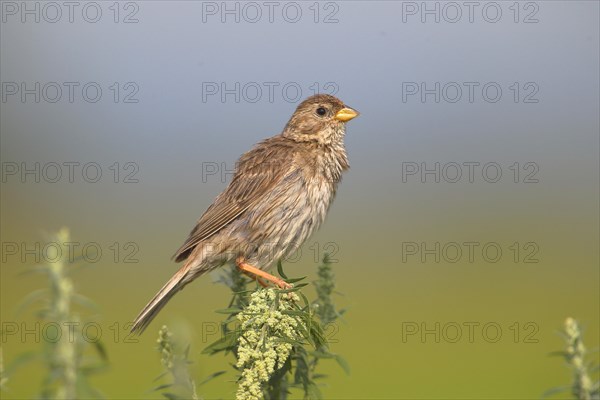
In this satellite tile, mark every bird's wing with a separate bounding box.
[172,141,292,262]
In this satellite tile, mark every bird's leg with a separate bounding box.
[236,257,292,289]
[241,270,268,288]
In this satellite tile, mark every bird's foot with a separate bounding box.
[236,257,293,289]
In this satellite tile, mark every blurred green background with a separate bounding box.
[1,1,598,398]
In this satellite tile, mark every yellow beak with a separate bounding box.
[335,107,359,122]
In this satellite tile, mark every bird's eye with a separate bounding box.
[316,107,327,117]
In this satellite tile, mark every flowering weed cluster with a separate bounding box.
[203,259,347,399]
[153,325,199,400]
[236,289,302,400]
[545,317,599,400]
[1,228,107,399]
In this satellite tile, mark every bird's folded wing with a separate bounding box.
[172,159,288,262]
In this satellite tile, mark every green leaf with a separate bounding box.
[202,330,240,355]
[310,350,334,359]
[17,264,50,277]
[13,288,48,317]
[198,370,226,386]
[293,348,310,387]
[4,351,38,375]
[309,324,327,349]
[277,285,305,294]
[297,290,311,308]
[306,381,323,400]
[281,310,308,317]
[72,293,100,311]
[153,371,170,382]
[541,386,569,398]
[547,351,568,358]
[79,363,109,375]
[214,307,242,314]
[277,260,288,279]
[286,276,307,284]
[274,337,305,347]
[153,383,173,391]
[92,340,108,362]
[334,355,351,375]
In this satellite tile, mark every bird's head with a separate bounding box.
[282,94,359,145]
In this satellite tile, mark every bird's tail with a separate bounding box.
[130,260,203,335]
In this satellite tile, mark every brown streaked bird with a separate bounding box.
[131,94,359,334]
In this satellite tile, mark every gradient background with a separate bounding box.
[1,1,598,398]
